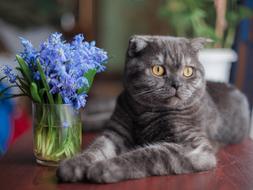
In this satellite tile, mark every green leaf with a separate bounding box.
[78,69,96,94]
[0,93,26,100]
[85,69,97,86]
[36,60,54,104]
[15,67,22,72]
[0,85,17,96]
[56,93,63,104]
[30,82,41,103]
[0,76,7,82]
[16,67,27,78]
[39,88,47,98]
[16,55,32,82]
[16,68,34,89]
[17,77,29,93]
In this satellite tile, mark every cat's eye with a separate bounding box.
[152,65,165,76]
[183,66,194,77]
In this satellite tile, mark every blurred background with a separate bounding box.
[0,0,252,154]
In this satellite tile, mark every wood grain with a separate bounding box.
[1,129,253,190]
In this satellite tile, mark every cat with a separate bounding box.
[57,35,250,183]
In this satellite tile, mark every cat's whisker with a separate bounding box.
[133,89,156,97]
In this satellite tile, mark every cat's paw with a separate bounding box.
[56,155,91,182]
[87,160,125,183]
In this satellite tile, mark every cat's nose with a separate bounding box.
[171,80,182,90]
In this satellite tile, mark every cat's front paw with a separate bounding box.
[87,160,125,183]
[56,155,91,182]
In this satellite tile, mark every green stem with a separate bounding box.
[34,105,82,161]
[0,94,26,100]
[0,85,17,96]
[0,76,7,82]
[36,60,54,104]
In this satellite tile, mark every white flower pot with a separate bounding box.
[198,48,237,82]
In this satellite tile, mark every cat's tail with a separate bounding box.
[211,89,251,145]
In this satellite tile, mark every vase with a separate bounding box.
[32,103,82,166]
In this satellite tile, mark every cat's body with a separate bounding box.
[117,81,248,149]
[57,36,250,183]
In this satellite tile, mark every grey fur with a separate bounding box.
[57,35,250,183]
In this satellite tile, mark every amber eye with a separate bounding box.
[152,65,165,76]
[183,66,194,77]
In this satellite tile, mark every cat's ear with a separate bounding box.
[190,37,213,52]
[128,36,148,57]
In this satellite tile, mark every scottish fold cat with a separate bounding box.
[57,35,250,183]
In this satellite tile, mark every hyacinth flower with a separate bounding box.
[0,33,108,165]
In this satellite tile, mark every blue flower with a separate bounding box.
[48,32,63,44]
[33,71,41,81]
[1,66,17,83]
[17,32,108,109]
[62,121,69,128]
[19,37,39,66]
[76,77,89,89]
[72,34,85,45]
[72,93,87,109]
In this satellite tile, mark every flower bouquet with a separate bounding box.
[0,33,108,166]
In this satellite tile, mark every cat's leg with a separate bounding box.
[57,93,134,182]
[86,142,216,183]
[57,126,133,182]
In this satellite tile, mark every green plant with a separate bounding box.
[0,33,108,164]
[159,0,252,48]
[33,103,82,162]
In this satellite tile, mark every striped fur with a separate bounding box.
[57,36,250,183]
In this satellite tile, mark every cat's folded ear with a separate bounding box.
[190,37,213,52]
[128,35,148,57]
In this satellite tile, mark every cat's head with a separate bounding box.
[124,35,211,108]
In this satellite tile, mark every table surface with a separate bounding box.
[1,129,253,190]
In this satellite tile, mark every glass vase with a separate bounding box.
[32,103,82,166]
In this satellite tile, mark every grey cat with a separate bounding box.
[57,35,250,183]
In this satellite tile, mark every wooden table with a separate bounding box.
[1,129,253,190]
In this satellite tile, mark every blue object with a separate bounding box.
[0,83,13,155]
[230,0,253,107]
